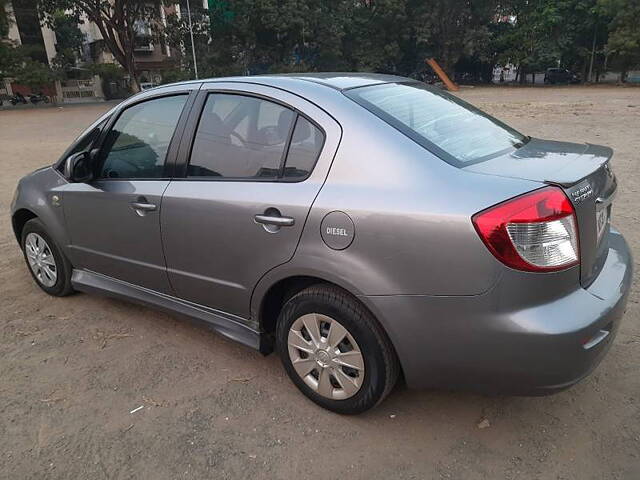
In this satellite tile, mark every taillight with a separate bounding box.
[472,186,579,272]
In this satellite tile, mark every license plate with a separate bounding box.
[596,207,609,241]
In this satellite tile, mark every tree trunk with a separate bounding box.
[127,59,140,93]
[587,25,597,83]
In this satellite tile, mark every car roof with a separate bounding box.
[164,72,412,92]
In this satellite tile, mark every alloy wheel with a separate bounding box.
[25,233,58,287]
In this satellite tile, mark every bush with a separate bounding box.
[88,63,126,82]
[159,69,191,85]
[13,59,56,91]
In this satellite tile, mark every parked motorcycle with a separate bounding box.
[9,92,28,105]
[29,92,50,104]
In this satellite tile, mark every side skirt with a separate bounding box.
[71,269,264,351]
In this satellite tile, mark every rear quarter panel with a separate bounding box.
[251,89,546,319]
[285,99,543,297]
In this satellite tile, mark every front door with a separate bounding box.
[63,93,190,293]
[161,83,341,318]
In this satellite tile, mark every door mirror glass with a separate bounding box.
[65,151,94,183]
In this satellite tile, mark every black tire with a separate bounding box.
[276,284,399,414]
[21,218,74,296]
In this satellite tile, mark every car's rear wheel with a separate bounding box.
[276,284,398,414]
[21,218,74,296]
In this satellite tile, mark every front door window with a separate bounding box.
[99,95,188,179]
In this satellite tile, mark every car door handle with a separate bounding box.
[131,202,157,211]
[254,214,295,227]
[130,201,157,216]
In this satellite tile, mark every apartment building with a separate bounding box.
[2,0,207,98]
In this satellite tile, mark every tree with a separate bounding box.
[0,0,10,37]
[165,1,211,78]
[1,1,22,82]
[599,0,640,81]
[13,57,56,90]
[0,42,20,79]
[491,0,615,83]
[341,0,411,73]
[411,0,497,77]
[38,0,164,92]
[50,10,85,78]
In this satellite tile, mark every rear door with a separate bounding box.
[161,82,341,318]
[63,89,195,293]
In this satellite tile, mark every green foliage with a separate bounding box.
[0,0,10,38]
[52,10,84,51]
[7,0,636,88]
[165,0,626,82]
[598,0,640,78]
[37,0,164,91]
[0,40,22,79]
[88,63,126,81]
[51,47,76,75]
[13,57,56,89]
[50,12,85,79]
[159,68,191,85]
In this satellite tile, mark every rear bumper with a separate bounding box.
[364,229,633,393]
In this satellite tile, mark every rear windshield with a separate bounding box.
[345,82,527,166]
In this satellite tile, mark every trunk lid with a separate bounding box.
[465,138,617,286]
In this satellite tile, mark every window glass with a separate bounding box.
[283,116,324,179]
[188,94,295,178]
[345,82,527,166]
[99,95,187,179]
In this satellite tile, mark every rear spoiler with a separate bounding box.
[548,144,613,187]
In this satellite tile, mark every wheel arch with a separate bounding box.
[254,270,402,376]
[259,275,331,338]
[12,208,38,245]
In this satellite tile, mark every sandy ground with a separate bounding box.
[0,86,639,480]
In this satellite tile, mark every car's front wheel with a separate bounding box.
[21,218,74,296]
[276,285,399,414]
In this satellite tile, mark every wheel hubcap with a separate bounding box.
[25,233,57,288]
[287,313,365,400]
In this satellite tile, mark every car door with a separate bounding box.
[161,82,341,318]
[62,89,195,293]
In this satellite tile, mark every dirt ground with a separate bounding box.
[1,86,639,480]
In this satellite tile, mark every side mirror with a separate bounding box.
[64,151,94,183]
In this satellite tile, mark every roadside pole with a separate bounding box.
[186,0,199,79]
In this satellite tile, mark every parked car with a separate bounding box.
[11,74,632,414]
[139,82,157,91]
[544,68,581,84]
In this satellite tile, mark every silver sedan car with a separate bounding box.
[11,74,632,414]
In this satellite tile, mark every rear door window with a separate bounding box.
[283,116,324,179]
[187,93,325,181]
[188,94,295,179]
